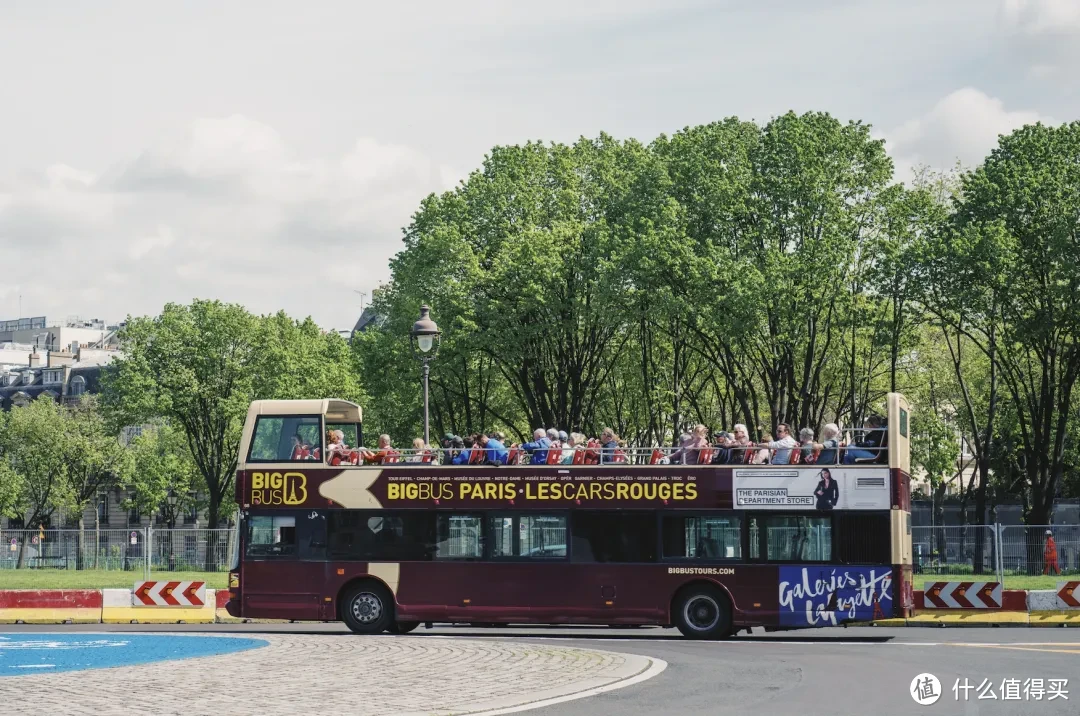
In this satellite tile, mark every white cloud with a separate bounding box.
[998,0,1080,75]
[0,115,460,331]
[1001,0,1080,34]
[885,87,1051,180]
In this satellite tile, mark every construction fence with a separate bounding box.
[0,528,235,575]
[913,524,1080,582]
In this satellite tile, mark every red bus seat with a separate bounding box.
[572,449,585,465]
[468,448,484,465]
[650,448,663,465]
[697,448,714,465]
[506,446,521,465]
[790,449,801,465]
[546,442,563,464]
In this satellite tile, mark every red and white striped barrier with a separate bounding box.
[923,581,1002,609]
[1057,581,1080,609]
[132,581,206,607]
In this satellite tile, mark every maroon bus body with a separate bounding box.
[228,464,912,631]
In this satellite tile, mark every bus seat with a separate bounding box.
[469,448,485,465]
[790,450,801,465]
[697,448,714,465]
[506,446,520,465]
[546,443,562,464]
[573,449,585,465]
[650,448,663,465]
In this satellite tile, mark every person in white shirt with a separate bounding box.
[760,423,798,464]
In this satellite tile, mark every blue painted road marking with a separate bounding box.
[0,633,267,675]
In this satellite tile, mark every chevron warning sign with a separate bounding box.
[922,581,1002,609]
[132,581,206,607]
[1057,581,1080,609]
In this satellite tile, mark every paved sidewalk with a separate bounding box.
[0,634,664,716]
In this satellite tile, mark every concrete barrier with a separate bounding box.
[101,588,216,624]
[0,590,101,624]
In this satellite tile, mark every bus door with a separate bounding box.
[242,510,327,620]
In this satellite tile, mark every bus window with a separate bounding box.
[436,514,482,559]
[327,512,434,562]
[756,515,832,562]
[663,515,742,560]
[246,515,297,557]
[326,423,358,449]
[248,416,322,462]
[570,512,656,563]
[488,515,567,559]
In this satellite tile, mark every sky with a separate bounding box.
[1,0,1078,332]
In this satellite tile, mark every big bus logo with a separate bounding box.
[251,472,307,506]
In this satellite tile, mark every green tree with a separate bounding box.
[105,300,364,533]
[0,398,72,567]
[927,122,1080,529]
[60,396,133,569]
[104,300,261,531]
[123,422,201,528]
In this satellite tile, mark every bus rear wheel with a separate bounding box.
[341,582,393,635]
[674,586,732,640]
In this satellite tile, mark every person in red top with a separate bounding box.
[1044,530,1060,575]
[362,434,397,464]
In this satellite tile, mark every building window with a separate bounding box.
[128,494,140,525]
[44,370,62,385]
[70,375,86,396]
[97,495,109,525]
[184,493,198,525]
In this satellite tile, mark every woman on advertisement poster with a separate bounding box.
[814,468,839,510]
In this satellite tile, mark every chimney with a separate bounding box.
[48,351,74,368]
[29,353,42,368]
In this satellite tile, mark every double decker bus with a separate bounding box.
[226,393,913,638]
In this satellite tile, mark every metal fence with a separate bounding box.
[0,528,235,575]
[913,524,1080,582]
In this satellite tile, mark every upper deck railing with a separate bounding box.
[308,429,888,468]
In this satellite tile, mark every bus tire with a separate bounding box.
[341,582,393,635]
[674,585,732,640]
[392,621,420,634]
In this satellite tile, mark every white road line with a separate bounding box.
[470,657,668,716]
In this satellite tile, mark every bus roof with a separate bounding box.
[247,398,362,423]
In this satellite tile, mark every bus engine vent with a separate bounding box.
[855,476,886,489]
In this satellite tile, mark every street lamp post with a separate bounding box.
[409,305,441,447]
[166,490,178,571]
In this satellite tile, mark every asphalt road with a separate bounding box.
[6,623,1080,716]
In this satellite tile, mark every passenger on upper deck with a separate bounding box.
[730,424,751,463]
[813,423,841,465]
[290,433,310,460]
[521,428,553,464]
[798,428,817,463]
[759,423,797,465]
[361,434,395,464]
[599,427,620,464]
[325,430,347,460]
[405,437,427,462]
[476,433,508,465]
[452,436,476,465]
[670,424,709,464]
[843,415,885,464]
[711,431,732,464]
[560,432,578,464]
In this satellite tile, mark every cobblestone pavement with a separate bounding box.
[0,634,663,716]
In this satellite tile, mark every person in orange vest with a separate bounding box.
[1043,529,1060,575]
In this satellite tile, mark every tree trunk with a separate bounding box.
[204,492,221,571]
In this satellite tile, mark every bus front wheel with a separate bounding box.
[341,582,393,635]
[674,586,732,640]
